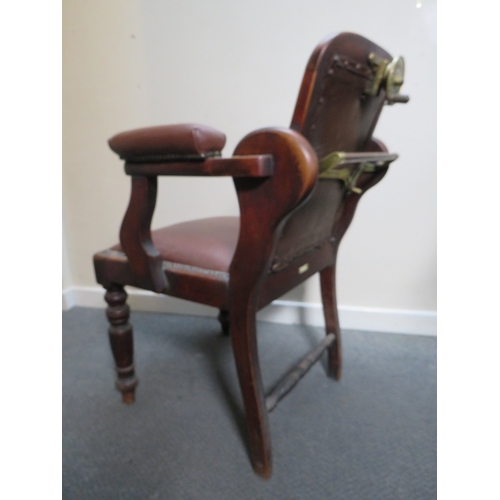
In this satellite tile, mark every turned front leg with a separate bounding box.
[104,285,138,403]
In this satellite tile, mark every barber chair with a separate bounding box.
[93,32,408,478]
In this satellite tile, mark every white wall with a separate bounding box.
[63,0,436,317]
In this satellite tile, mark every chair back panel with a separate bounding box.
[291,32,391,155]
[272,33,393,271]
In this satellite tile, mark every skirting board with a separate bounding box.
[62,286,436,336]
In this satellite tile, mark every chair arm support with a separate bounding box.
[119,175,168,293]
[229,128,319,299]
[124,155,274,177]
[117,127,315,294]
[117,154,273,291]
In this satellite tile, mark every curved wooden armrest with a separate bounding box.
[229,127,319,294]
[124,155,274,177]
[119,176,167,293]
[118,154,274,292]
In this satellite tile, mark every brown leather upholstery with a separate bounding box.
[108,123,226,162]
[113,217,239,272]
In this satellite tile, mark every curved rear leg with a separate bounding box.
[320,265,342,380]
[230,300,272,478]
[104,285,138,404]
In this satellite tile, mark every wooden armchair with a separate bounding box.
[93,32,408,478]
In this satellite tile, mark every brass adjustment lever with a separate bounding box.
[319,151,398,193]
[366,53,409,105]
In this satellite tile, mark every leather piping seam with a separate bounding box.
[101,250,229,281]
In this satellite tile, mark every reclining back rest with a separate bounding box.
[270,33,392,272]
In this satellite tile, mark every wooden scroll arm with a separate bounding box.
[229,128,319,297]
[119,155,274,293]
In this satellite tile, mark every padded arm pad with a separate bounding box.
[108,123,226,162]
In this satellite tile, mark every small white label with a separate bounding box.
[298,263,309,274]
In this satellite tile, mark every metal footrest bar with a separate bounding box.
[265,333,336,412]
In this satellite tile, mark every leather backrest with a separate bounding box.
[291,32,391,155]
[271,33,392,271]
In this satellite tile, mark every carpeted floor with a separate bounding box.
[62,307,436,500]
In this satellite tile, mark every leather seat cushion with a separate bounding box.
[114,217,239,273]
[108,123,226,162]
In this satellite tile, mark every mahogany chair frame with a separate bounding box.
[93,32,408,478]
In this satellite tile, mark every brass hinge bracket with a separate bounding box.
[366,53,409,105]
[366,53,390,97]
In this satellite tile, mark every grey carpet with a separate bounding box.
[62,307,436,500]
